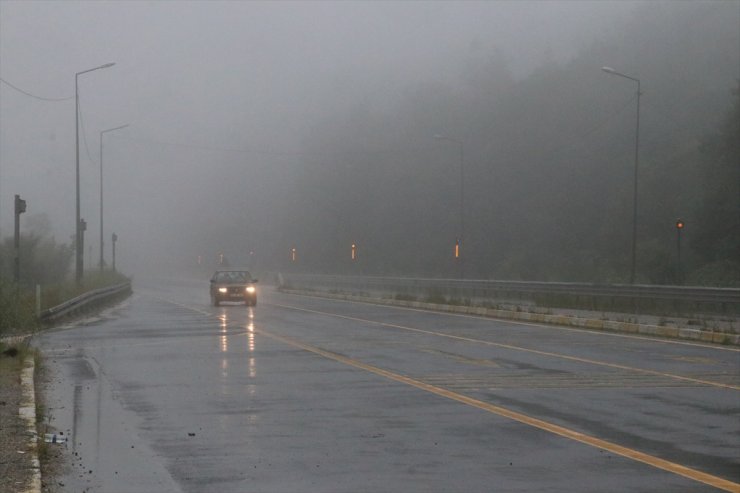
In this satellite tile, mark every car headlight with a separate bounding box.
[218,287,228,293]
[246,286,256,294]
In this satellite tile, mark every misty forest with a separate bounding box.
[194,1,740,285]
[1,1,739,290]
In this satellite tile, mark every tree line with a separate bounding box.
[264,1,738,286]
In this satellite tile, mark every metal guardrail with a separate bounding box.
[279,274,740,316]
[40,281,132,323]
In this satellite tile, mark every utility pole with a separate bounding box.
[99,123,129,271]
[602,67,641,283]
[112,233,118,272]
[79,218,87,279]
[14,194,27,284]
[75,62,115,285]
[676,219,685,285]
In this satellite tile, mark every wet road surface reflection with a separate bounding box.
[32,281,739,492]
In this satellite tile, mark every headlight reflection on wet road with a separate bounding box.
[247,321,256,379]
[220,313,229,379]
[218,309,258,381]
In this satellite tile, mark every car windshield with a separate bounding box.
[216,271,251,283]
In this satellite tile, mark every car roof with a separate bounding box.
[213,270,253,280]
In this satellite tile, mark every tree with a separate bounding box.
[0,213,73,287]
[690,82,740,285]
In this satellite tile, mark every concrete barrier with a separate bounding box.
[281,289,740,346]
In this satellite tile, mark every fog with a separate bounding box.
[1,1,738,283]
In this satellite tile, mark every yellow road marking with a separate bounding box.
[159,296,740,491]
[257,328,740,493]
[272,303,740,391]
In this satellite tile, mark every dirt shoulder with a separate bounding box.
[0,343,64,493]
[0,348,35,493]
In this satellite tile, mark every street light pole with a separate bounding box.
[76,62,115,284]
[111,233,118,272]
[435,135,465,278]
[99,123,129,271]
[14,194,27,284]
[602,66,641,284]
[675,219,685,285]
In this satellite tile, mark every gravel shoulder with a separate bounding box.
[0,349,34,493]
[0,344,64,493]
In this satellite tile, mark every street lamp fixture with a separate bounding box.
[76,62,115,284]
[601,66,641,284]
[99,123,129,271]
[434,134,465,278]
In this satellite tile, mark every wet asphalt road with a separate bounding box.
[34,277,740,492]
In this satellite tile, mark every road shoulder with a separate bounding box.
[0,343,40,493]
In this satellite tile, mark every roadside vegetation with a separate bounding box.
[0,216,130,338]
[0,271,130,337]
[273,3,739,286]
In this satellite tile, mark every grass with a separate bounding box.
[425,293,447,305]
[0,286,40,336]
[1,337,33,360]
[40,270,129,310]
[393,293,418,302]
[0,270,129,338]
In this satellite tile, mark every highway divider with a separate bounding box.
[278,274,740,316]
[277,274,739,345]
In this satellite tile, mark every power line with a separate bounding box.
[0,77,73,102]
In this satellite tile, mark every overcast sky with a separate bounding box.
[0,0,669,274]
